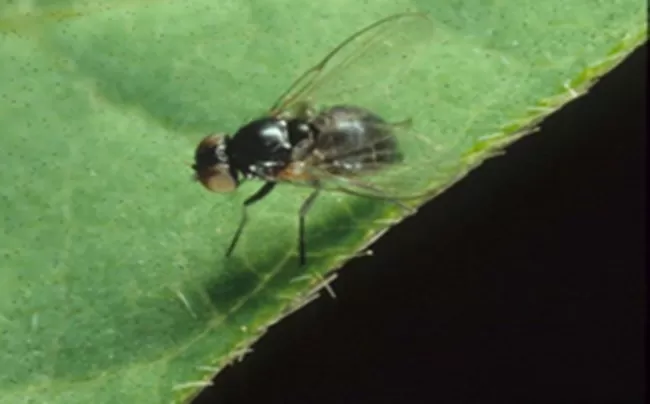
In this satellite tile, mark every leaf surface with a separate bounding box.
[0,0,646,402]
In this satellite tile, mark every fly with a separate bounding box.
[192,12,434,266]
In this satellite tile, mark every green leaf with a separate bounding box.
[0,1,645,403]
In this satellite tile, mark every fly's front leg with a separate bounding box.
[226,182,276,258]
[298,182,321,266]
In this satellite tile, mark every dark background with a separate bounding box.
[194,44,646,404]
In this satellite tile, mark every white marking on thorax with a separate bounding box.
[262,124,291,150]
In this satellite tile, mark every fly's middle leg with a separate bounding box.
[298,182,321,266]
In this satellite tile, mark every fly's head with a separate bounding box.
[192,134,238,192]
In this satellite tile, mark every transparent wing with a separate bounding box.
[304,119,459,202]
[270,12,469,201]
[269,12,433,117]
